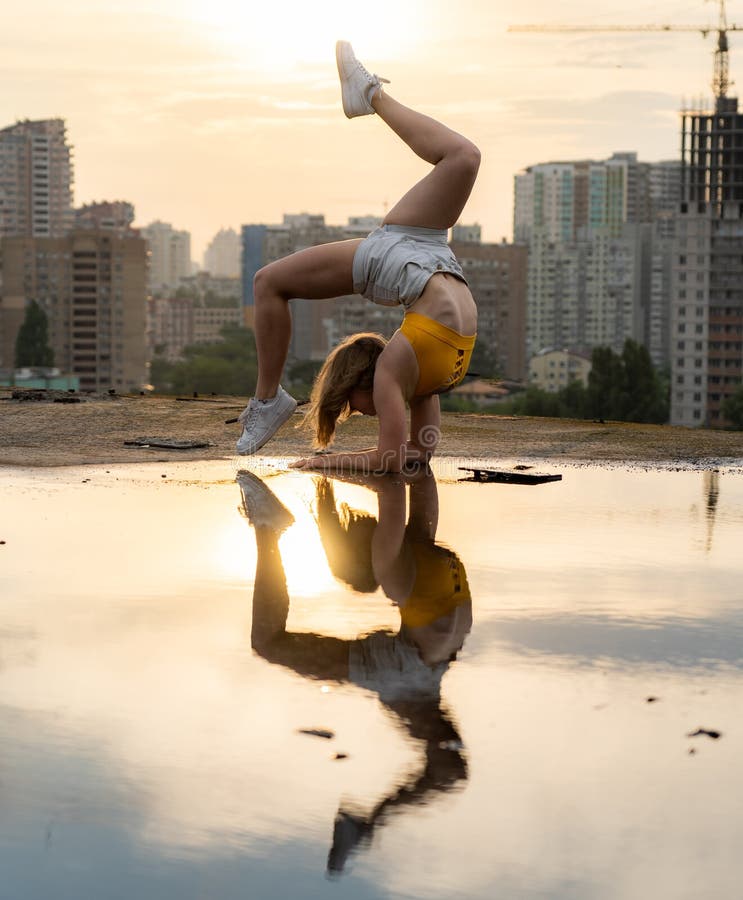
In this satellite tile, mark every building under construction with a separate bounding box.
[512,0,743,426]
[672,92,743,425]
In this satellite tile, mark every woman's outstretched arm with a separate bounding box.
[291,340,414,474]
[290,372,408,473]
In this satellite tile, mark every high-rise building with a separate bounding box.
[0,230,147,391]
[452,223,482,243]
[524,225,646,359]
[147,296,243,361]
[147,296,193,362]
[449,237,527,381]
[75,201,134,232]
[0,118,74,238]
[670,96,743,427]
[177,271,241,304]
[147,271,242,360]
[142,220,192,295]
[514,153,680,363]
[203,227,240,278]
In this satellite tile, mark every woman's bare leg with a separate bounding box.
[373,91,480,231]
[253,238,361,399]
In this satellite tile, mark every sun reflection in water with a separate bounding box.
[278,515,337,598]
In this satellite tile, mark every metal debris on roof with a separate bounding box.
[459,467,562,485]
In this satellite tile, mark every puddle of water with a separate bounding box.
[1,459,742,899]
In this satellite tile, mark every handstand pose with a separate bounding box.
[237,41,480,472]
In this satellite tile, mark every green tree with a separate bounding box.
[585,340,668,424]
[494,341,667,424]
[508,385,562,417]
[722,383,743,427]
[15,300,54,367]
[586,346,625,420]
[559,379,588,418]
[620,340,668,423]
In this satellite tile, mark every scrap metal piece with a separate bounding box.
[458,467,562,485]
[297,728,335,740]
[123,437,211,450]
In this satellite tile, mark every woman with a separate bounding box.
[237,41,480,472]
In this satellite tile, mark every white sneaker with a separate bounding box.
[237,470,295,532]
[236,385,298,455]
[335,40,390,119]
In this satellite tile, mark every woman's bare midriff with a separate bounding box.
[409,274,477,335]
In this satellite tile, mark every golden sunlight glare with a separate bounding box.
[189,0,425,66]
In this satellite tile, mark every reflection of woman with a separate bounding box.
[237,468,472,874]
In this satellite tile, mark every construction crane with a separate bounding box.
[509,0,742,112]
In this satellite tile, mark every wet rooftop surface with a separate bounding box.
[1,459,742,899]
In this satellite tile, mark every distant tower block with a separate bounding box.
[671,95,743,427]
[452,223,482,243]
[0,118,74,238]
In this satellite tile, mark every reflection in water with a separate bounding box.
[4,463,743,898]
[237,468,472,876]
[704,470,720,553]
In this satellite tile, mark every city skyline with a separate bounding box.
[3,0,735,257]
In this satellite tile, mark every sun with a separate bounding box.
[188,0,426,68]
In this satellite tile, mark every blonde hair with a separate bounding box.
[314,478,377,593]
[304,332,386,448]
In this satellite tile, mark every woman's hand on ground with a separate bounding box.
[289,457,317,470]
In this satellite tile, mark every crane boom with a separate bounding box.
[509,25,727,33]
[509,0,740,105]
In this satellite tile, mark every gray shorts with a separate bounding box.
[352,224,467,308]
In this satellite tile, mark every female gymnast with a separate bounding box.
[236,41,480,472]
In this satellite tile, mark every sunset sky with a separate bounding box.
[3,1,737,259]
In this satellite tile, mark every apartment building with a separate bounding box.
[142,220,192,294]
[514,154,680,365]
[0,118,74,239]
[671,98,743,426]
[0,230,147,392]
[203,227,241,278]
